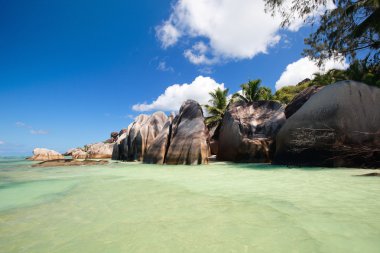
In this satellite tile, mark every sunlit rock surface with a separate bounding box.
[27,148,64,161]
[165,100,210,165]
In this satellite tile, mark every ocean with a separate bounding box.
[0,157,379,253]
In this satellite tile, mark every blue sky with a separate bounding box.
[0,0,347,155]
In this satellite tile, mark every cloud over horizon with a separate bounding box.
[15,121,49,135]
[275,57,349,90]
[132,76,225,112]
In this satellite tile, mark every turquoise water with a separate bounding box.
[0,158,379,253]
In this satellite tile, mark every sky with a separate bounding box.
[0,0,348,156]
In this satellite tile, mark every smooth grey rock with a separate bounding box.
[285,85,324,119]
[218,100,286,162]
[274,81,380,168]
[165,100,210,165]
[143,116,173,164]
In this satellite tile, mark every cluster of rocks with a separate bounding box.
[113,100,210,165]
[29,81,379,168]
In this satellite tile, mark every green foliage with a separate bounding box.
[265,0,380,65]
[204,87,229,127]
[232,79,273,103]
[274,58,380,104]
[273,80,311,104]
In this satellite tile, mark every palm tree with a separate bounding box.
[233,79,273,102]
[204,87,229,128]
[311,69,347,86]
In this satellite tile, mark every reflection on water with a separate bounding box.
[0,159,379,253]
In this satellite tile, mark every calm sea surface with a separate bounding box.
[0,157,379,253]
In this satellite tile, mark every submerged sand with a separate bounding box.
[0,158,379,253]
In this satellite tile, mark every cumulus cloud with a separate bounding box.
[184,41,218,65]
[132,76,225,112]
[156,0,334,64]
[156,21,181,48]
[275,57,349,90]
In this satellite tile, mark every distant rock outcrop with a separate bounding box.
[86,142,114,159]
[285,85,324,118]
[165,100,210,165]
[27,148,64,161]
[274,81,380,168]
[217,100,286,163]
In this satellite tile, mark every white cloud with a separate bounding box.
[132,76,225,112]
[156,0,335,65]
[275,57,349,90]
[0,141,4,145]
[157,61,174,72]
[184,41,218,65]
[16,121,48,135]
[30,129,48,135]
[156,21,181,48]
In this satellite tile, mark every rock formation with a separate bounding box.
[86,142,114,159]
[118,112,168,161]
[71,149,88,159]
[164,100,210,165]
[217,100,286,163]
[134,111,168,160]
[143,117,173,164]
[285,85,324,118]
[274,81,380,168]
[112,124,133,160]
[27,148,64,161]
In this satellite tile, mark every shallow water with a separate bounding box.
[0,158,379,253]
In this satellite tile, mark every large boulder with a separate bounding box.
[112,124,133,160]
[121,112,168,161]
[217,100,286,162]
[27,148,64,161]
[274,81,380,168]
[123,114,150,160]
[143,116,174,164]
[165,100,210,165]
[134,112,168,161]
[71,149,88,159]
[86,142,114,159]
[285,85,324,118]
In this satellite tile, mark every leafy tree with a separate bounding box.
[273,80,311,104]
[344,57,380,86]
[233,79,273,102]
[310,69,347,86]
[204,87,229,127]
[258,86,274,100]
[265,0,380,65]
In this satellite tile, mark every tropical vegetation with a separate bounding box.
[204,87,229,128]
[264,0,380,66]
[232,79,273,103]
